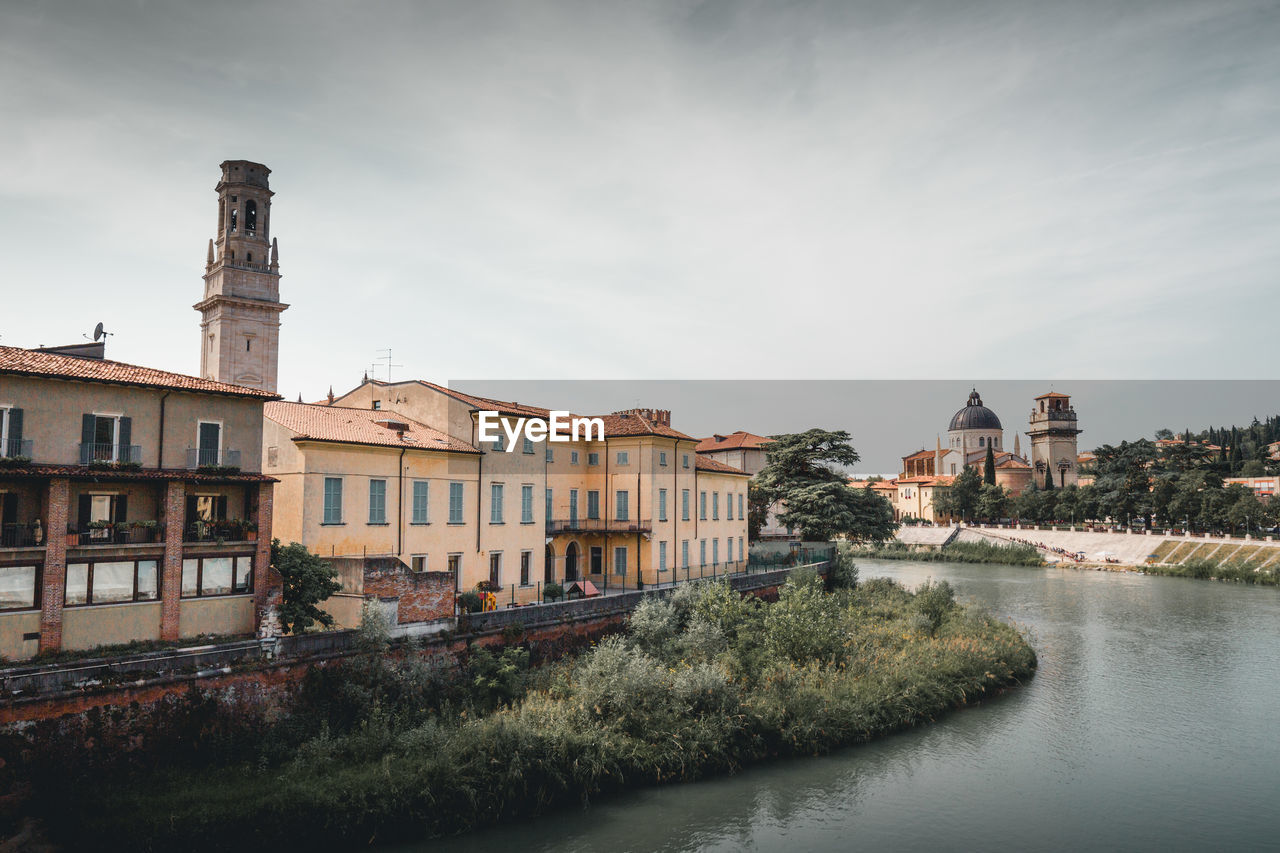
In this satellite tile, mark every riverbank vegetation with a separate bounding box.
[1145,554,1280,586]
[852,540,1044,567]
[29,567,1035,850]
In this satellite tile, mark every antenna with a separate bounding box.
[85,322,113,343]
[376,348,403,383]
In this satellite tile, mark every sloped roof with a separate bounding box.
[0,345,279,399]
[597,410,693,440]
[694,455,750,476]
[265,402,480,453]
[696,431,773,453]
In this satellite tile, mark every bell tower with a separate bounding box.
[194,160,288,392]
[1028,392,1082,487]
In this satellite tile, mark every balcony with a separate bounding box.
[66,522,164,546]
[1,523,42,548]
[1,438,32,461]
[183,519,258,544]
[78,443,142,466]
[546,517,653,535]
[186,448,243,470]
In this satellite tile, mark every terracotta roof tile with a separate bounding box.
[694,455,750,476]
[596,411,693,440]
[0,345,279,399]
[265,402,481,453]
[1,463,274,483]
[696,431,773,453]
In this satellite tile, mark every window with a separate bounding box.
[196,421,222,466]
[245,199,257,233]
[323,477,343,524]
[0,564,38,610]
[587,490,600,520]
[659,451,668,466]
[267,446,278,467]
[615,490,629,521]
[493,433,505,452]
[571,450,580,465]
[546,488,553,522]
[523,436,535,455]
[369,479,387,524]
[700,491,707,520]
[0,406,23,459]
[81,413,130,463]
[181,556,252,598]
[490,483,504,524]
[448,553,462,578]
[617,451,629,465]
[738,494,744,519]
[713,492,719,520]
[739,537,744,562]
[520,550,532,586]
[371,400,381,410]
[448,482,464,524]
[727,538,733,562]
[681,540,689,569]
[659,540,668,571]
[546,447,554,462]
[590,546,603,573]
[613,546,628,576]
[700,539,707,566]
[658,488,668,521]
[521,484,534,523]
[979,437,985,447]
[489,552,502,586]
[713,538,719,565]
[569,489,579,522]
[411,481,429,524]
[411,555,428,572]
[65,559,159,605]
[588,452,600,466]
[682,454,690,469]
[727,493,733,521]
[682,489,690,521]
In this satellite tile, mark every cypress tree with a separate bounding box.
[983,445,996,485]
[1043,466,1055,490]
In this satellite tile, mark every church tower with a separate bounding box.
[194,160,288,392]
[1028,392,1082,487]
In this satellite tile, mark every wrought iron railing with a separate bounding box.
[545,518,653,534]
[66,523,164,545]
[78,443,142,465]
[1,438,32,459]
[183,520,257,543]
[186,448,243,469]
[0,523,41,548]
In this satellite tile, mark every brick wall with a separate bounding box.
[361,561,455,624]
[37,478,70,652]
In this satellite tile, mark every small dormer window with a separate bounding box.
[372,401,381,410]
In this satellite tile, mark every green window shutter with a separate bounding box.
[118,417,132,458]
[8,408,21,443]
[114,494,128,524]
[78,494,92,528]
[80,414,95,463]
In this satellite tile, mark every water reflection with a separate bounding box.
[400,560,1280,853]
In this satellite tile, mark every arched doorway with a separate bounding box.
[565,542,579,581]
[544,544,555,583]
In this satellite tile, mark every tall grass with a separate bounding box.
[1147,555,1279,586]
[852,539,1044,566]
[31,572,1036,850]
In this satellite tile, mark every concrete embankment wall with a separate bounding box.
[956,526,1280,567]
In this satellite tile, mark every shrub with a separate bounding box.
[457,591,483,613]
[913,578,957,633]
[828,542,860,590]
[543,581,564,602]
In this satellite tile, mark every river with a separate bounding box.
[408,560,1280,852]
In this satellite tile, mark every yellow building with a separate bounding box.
[265,380,750,613]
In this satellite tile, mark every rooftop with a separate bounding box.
[696,431,773,453]
[0,345,279,399]
[265,402,481,453]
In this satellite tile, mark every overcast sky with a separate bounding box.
[2,0,1279,403]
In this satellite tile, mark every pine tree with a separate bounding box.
[983,445,996,485]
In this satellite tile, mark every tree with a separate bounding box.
[1240,459,1266,477]
[1091,440,1157,525]
[753,429,897,543]
[746,480,771,541]
[1154,428,1174,441]
[938,466,982,522]
[983,445,996,485]
[271,539,342,634]
[977,483,1007,521]
[1043,466,1054,490]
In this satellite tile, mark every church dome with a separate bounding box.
[948,389,1002,431]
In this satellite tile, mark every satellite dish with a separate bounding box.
[93,322,105,341]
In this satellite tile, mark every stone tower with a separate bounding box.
[1028,392,1082,487]
[194,160,288,392]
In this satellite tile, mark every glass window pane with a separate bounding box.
[234,556,253,593]
[93,561,135,604]
[182,559,200,596]
[202,557,233,595]
[0,565,36,609]
[137,561,158,600]
[66,563,89,605]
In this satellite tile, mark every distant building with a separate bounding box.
[1223,477,1277,501]
[0,344,278,661]
[1028,392,1083,487]
[695,430,790,539]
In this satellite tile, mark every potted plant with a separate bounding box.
[242,519,258,541]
